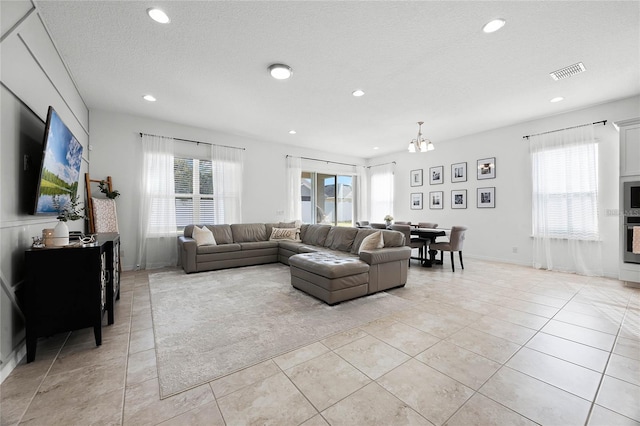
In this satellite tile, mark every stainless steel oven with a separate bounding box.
[623,181,640,264]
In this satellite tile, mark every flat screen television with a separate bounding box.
[33,106,83,215]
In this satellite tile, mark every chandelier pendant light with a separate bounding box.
[408,121,434,153]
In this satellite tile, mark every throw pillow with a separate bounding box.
[269,227,300,241]
[359,231,384,253]
[193,225,217,246]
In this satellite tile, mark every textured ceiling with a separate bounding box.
[36,1,640,158]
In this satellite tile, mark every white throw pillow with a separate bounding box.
[359,231,384,253]
[269,227,300,241]
[193,225,217,246]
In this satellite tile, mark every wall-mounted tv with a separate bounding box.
[33,106,83,215]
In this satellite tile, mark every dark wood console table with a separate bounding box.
[24,233,120,362]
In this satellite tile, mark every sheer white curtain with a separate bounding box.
[369,162,395,223]
[286,156,302,221]
[530,124,603,276]
[356,166,369,223]
[137,134,177,269]
[212,145,243,224]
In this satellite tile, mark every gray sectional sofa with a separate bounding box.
[177,223,411,304]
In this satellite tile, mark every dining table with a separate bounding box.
[410,227,447,267]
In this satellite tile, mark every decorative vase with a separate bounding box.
[385,220,392,227]
[53,221,69,246]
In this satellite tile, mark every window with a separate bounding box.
[531,141,599,240]
[301,172,354,226]
[369,163,395,223]
[174,157,214,230]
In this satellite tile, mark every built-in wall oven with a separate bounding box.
[623,181,640,264]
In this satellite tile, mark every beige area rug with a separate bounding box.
[149,263,414,398]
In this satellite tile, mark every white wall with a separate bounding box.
[88,109,365,270]
[1,0,89,380]
[368,96,640,277]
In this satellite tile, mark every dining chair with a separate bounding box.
[417,222,438,228]
[356,220,371,228]
[394,221,411,225]
[370,223,387,229]
[429,226,467,271]
[390,224,424,267]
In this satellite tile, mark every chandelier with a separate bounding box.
[408,121,434,153]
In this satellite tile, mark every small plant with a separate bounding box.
[384,215,394,222]
[53,194,85,222]
[98,180,120,199]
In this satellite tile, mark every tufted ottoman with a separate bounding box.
[289,252,370,305]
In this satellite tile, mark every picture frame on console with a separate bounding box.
[410,169,423,187]
[430,166,444,185]
[410,192,423,210]
[429,191,443,209]
[451,189,467,209]
[477,187,495,208]
[451,162,467,183]
[477,157,496,180]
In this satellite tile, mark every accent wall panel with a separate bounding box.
[20,11,89,133]
[0,0,33,40]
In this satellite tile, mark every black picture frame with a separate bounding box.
[429,191,443,209]
[410,192,423,210]
[477,187,495,208]
[451,162,467,183]
[477,157,496,180]
[451,189,467,209]
[410,169,423,187]
[430,166,444,185]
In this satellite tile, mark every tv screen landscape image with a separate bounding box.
[33,107,83,215]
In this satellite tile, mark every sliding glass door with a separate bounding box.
[301,172,354,226]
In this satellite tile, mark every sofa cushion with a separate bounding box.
[239,241,279,250]
[197,243,241,254]
[358,231,384,253]
[231,223,267,242]
[381,229,405,247]
[184,224,233,244]
[193,225,216,246]
[278,240,305,253]
[289,252,370,279]
[302,224,331,246]
[324,227,359,252]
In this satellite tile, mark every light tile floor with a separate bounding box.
[2,259,639,425]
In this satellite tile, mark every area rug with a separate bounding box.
[149,263,413,398]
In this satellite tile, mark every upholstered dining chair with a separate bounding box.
[394,221,411,225]
[370,223,387,229]
[429,226,467,271]
[390,224,425,267]
[356,220,371,228]
[417,222,438,228]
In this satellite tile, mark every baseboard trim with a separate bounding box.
[0,341,26,384]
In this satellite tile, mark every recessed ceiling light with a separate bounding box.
[147,8,170,24]
[482,18,506,33]
[143,94,157,102]
[373,147,379,150]
[268,64,292,80]
[352,90,365,97]
[550,96,564,103]
[288,130,296,134]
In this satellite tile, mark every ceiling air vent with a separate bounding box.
[549,62,586,81]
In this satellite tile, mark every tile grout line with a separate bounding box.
[583,293,634,425]
[119,279,136,426]
[16,332,71,425]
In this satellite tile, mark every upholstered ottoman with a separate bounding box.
[289,252,370,305]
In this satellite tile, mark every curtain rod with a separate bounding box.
[286,155,362,168]
[139,132,245,150]
[522,120,607,139]
[367,161,396,169]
